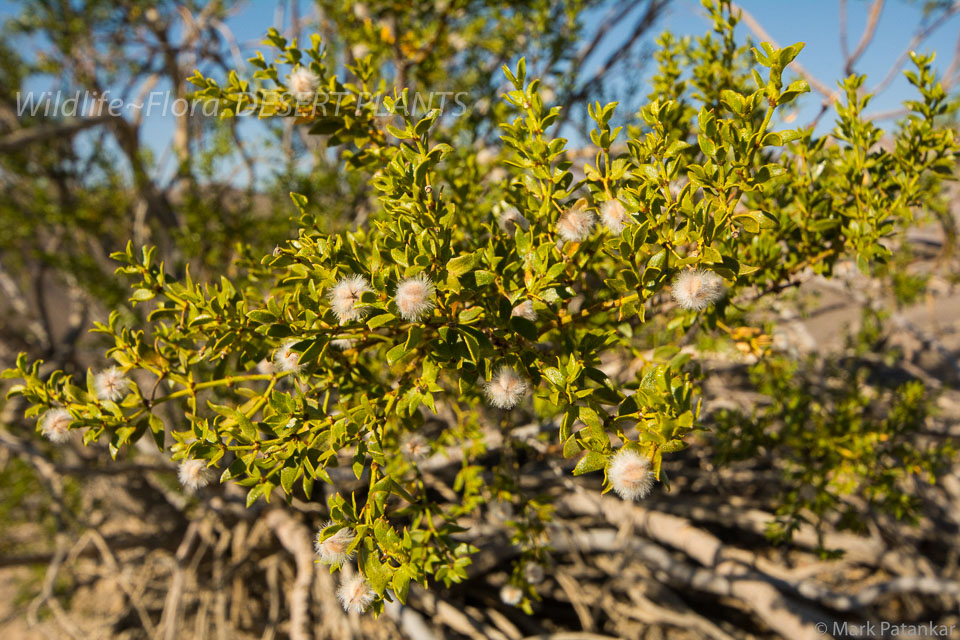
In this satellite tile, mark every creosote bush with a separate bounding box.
[713,309,956,555]
[5,0,957,617]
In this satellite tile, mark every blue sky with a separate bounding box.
[218,1,960,110]
[3,0,959,183]
[209,0,960,122]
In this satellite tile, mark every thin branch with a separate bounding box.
[943,25,960,89]
[159,522,200,640]
[266,509,314,640]
[870,0,960,95]
[554,0,667,133]
[839,0,850,63]
[845,0,885,75]
[0,115,112,152]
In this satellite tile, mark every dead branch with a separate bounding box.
[266,509,314,640]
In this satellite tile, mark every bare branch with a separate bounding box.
[870,0,960,95]
[554,0,667,133]
[563,491,838,640]
[839,0,850,63]
[846,0,885,75]
[0,116,112,152]
[159,522,200,640]
[943,25,960,89]
[266,509,314,640]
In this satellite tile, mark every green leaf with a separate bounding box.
[393,564,415,604]
[579,405,603,430]
[247,309,276,324]
[698,134,717,157]
[573,450,607,476]
[701,245,723,264]
[148,414,165,451]
[367,313,397,329]
[386,343,408,365]
[543,367,565,386]
[246,483,266,507]
[359,543,391,594]
[756,164,786,183]
[733,212,760,233]
[308,117,344,135]
[458,307,484,323]
[235,411,257,441]
[510,317,538,341]
[446,253,476,277]
[280,466,297,495]
[474,270,496,286]
[778,79,810,105]
[131,288,155,302]
[386,124,411,139]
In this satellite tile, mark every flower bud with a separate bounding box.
[274,341,302,373]
[500,584,523,606]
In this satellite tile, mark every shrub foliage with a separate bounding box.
[6,0,957,615]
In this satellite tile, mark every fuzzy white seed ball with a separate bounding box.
[556,205,595,243]
[178,459,213,491]
[608,449,655,501]
[329,275,371,324]
[331,338,357,350]
[93,366,129,402]
[274,341,301,373]
[511,300,537,321]
[600,199,628,235]
[498,206,529,235]
[287,66,320,102]
[39,408,72,443]
[523,562,545,584]
[500,584,523,606]
[315,521,356,566]
[395,274,436,322]
[400,433,430,462]
[484,367,529,410]
[337,574,376,613]
[670,269,726,311]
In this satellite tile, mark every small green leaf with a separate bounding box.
[367,313,397,329]
[446,253,476,277]
[359,543,391,594]
[573,450,607,476]
[131,288,155,302]
[698,134,717,157]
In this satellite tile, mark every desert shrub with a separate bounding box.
[712,309,956,555]
[5,0,957,616]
